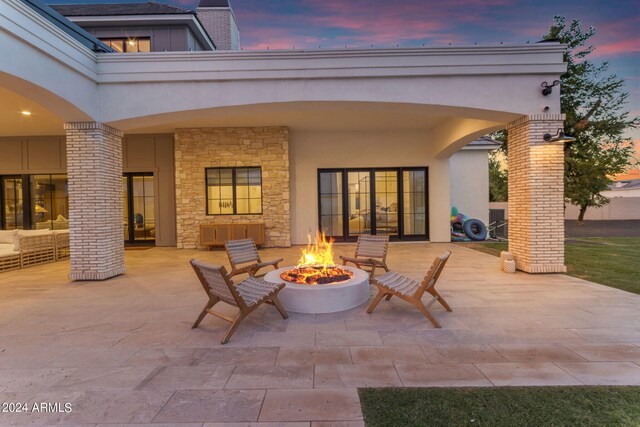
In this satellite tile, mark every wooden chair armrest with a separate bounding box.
[229,263,258,277]
[249,258,284,276]
[341,255,369,265]
[257,258,283,268]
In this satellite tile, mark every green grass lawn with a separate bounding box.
[359,386,640,427]
[462,237,640,295]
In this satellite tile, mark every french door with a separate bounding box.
[1,176,24,230]
[123,173,155,244]
[318,168,428,241]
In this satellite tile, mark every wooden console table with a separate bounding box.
[199,223,265,249]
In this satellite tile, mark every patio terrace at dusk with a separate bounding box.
[1,243,639,425]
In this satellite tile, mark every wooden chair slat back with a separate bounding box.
[355,235,389,259]
[418,250,451,295]
[225,239,260,266]
[190,260,238,306]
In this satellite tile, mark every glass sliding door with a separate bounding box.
[402,169,427,237]
[347,171,371,237]
[30,174,69,230]
[123,173,155,244]
[318,170,344,238]
[1,177,24,230]
[374,170,399,236]
[318,167,428,241]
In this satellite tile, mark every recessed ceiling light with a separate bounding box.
[21,111,32,116]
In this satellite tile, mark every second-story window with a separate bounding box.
[101,37,151,53]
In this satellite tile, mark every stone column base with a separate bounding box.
[516,262,567,274]
[69,266,127,281]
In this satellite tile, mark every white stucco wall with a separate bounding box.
[449,149,490,226]
[289,128,451,244]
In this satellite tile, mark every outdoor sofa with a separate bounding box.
[0,229,70,272]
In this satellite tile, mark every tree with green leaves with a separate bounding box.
[488,130,508,202]
[544,16,638,222]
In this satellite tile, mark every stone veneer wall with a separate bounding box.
[64,122,126,280]
[506,114,566,273]
[175,127,290,248]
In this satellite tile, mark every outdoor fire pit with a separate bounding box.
[263,232,369,314]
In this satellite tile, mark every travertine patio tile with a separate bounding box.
[569,328,640,343]
[314,364,402,387]
[135,365,235,390]
[202,423,310,427]
[475,362,582,386]
[0,344,71,368]
[46,347,140,368]
[99,424,202,427]
[422,344,507,364]
[350,345,428,365]
[249,331,316,347]
[111,331,190,348]
[380,330,463,346]
[562,343,640,362]
[154,390,265,423]
[491,344,585,362]
[0,368,75,392]
[395,363,491,387]
[315,331,382,346]
[0,391,84,425]
[199,347,280,366]
[126,348,212,367]
[555,361,640,385]
[55,390,174,424]
[277,346,352,366]
[226,365,314,389]
[259,388,362,422]
[286,321,347,332]
[456,315,529,330]
[52,367,156,391]
[2,245,640,424]
[181,326,255,347]
[98,424,201,427]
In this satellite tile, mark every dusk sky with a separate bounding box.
[47,0,639,144]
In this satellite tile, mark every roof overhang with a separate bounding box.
[66,14,216,51]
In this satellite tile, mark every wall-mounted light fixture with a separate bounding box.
[543,128,576,144]
[20,110,32,116]
[541,80,560,96]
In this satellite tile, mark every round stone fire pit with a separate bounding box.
[263,266,370,314]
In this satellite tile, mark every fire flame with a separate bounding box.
[280,231,354,285]
[297,231,335,270]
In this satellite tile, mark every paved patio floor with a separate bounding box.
[1,243,639,426]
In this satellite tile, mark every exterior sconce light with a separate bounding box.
[541,80,560,96]
[543,128,576,144]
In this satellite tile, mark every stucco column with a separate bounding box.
[429,157,451,242]
[64,122,126,281]
[506,114,566,273]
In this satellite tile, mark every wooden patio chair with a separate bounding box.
[340,234,390,277]
[367,250,452,328]
[190,259,288,344]
[224,238,283,278]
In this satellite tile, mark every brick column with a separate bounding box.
[64,122,126,281]
[506,114,566,273]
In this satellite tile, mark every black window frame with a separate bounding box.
[205,167,263,216]
[317,167,429,241]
